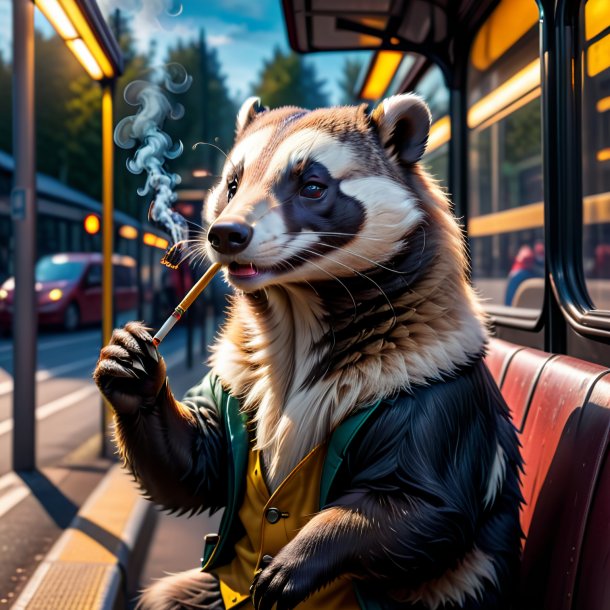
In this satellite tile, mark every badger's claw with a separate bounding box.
[93,321,166,415]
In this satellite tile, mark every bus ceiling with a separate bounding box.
[281,0,504,89]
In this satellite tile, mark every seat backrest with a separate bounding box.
[486,340,610,610]
[484,338,524,387]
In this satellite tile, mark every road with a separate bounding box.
[0,323,203,480]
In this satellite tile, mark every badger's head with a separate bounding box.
[204,94,434,292]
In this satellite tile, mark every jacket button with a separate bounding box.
[265,507,282,523]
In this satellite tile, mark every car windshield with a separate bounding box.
[36,256,86,282]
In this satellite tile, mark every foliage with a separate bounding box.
[338,57,364,105]
[163,32,236,183]
[0,53,11,154]
[252,47,329,110]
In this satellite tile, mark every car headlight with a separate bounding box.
[48,288,63,301]
[0,289,7,300]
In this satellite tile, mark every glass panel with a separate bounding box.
[417,64,450,188]
[581,0,610,310]
[467,0,543,310]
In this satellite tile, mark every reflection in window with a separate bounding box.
[581,0,610,310]
[467,0,542,310]
[417,65,449,188]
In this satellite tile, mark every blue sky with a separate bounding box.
[0,0,370,106]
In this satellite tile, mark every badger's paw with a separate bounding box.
[137,569,224,610]
[251,549,327,610]
[93,321,166,415]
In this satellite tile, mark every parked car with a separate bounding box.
[0,252,138,332]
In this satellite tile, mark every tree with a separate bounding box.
[338,57,364,105]
[163,31,237,181]
[252,47,329,110]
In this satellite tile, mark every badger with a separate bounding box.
[94,94,523,610]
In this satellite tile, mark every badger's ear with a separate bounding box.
[370,94,432,165]
[236,96,267,136]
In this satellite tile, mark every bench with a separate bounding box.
[486,338,610,610]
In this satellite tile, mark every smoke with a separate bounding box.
[114,63,192,248]
[99,0,183,29]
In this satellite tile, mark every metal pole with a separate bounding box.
[12,0,37,472]
[101,82,115,458]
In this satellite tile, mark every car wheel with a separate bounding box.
[63,303,80,332]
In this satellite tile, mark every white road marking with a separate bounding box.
[0,346,189,518]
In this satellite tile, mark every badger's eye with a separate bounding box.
[300,182,326,200]
[227,176,239,201]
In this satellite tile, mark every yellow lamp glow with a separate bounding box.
[84,214,100,235]
[143,232,157,246]
[49,288,63,301]
[34,0,115,80]
[66,39,104,80]
[155,237,169,250]
[119,225,139,240]
[0,289,7,300]
[35,0,78,39]
[361,51,404,100]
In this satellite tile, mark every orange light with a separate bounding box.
[361,51,404,101]
[596,148,610,162]
[49,288,63,301]
[192,169,212,178]
[588,33,610,78]
[119,225,138,240]
[597,97,610,113]
[155,237,169,250]
[143,232,157,246]
[84,214,100,235]
[471,0,539,71]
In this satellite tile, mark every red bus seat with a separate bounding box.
[484,338,524,387]
[487,339,610,610]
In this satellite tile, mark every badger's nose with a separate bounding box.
[208,217,253,254]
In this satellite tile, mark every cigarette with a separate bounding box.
[152,262,222,346]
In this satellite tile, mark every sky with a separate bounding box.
[0,0,371,106]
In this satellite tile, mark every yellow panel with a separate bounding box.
[585,0,610,41]
[468,202,543,237]
[584,192,610,223]
[588,33,610,77]
[59,0,114,78]
[471,0,539,71]
[361,51,403,100]
[427,115,451,153]
[468,60,540,128]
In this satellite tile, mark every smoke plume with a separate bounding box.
[114,63,192,248]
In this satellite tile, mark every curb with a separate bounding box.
[12,464,156,610]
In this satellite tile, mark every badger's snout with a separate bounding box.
[208,216,253,255]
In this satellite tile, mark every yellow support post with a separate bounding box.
[102,82,115,457]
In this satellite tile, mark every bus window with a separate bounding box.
[416,64,449,188]
[581,0,610,311]
[467,0,543,311]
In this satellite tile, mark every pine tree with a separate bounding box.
[338,57,364,105]
[252,47,329,110]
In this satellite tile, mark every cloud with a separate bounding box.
[208,34,233,47]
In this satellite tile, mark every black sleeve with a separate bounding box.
[114,372,229,515]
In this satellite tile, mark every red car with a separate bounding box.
[0,252,138,332]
